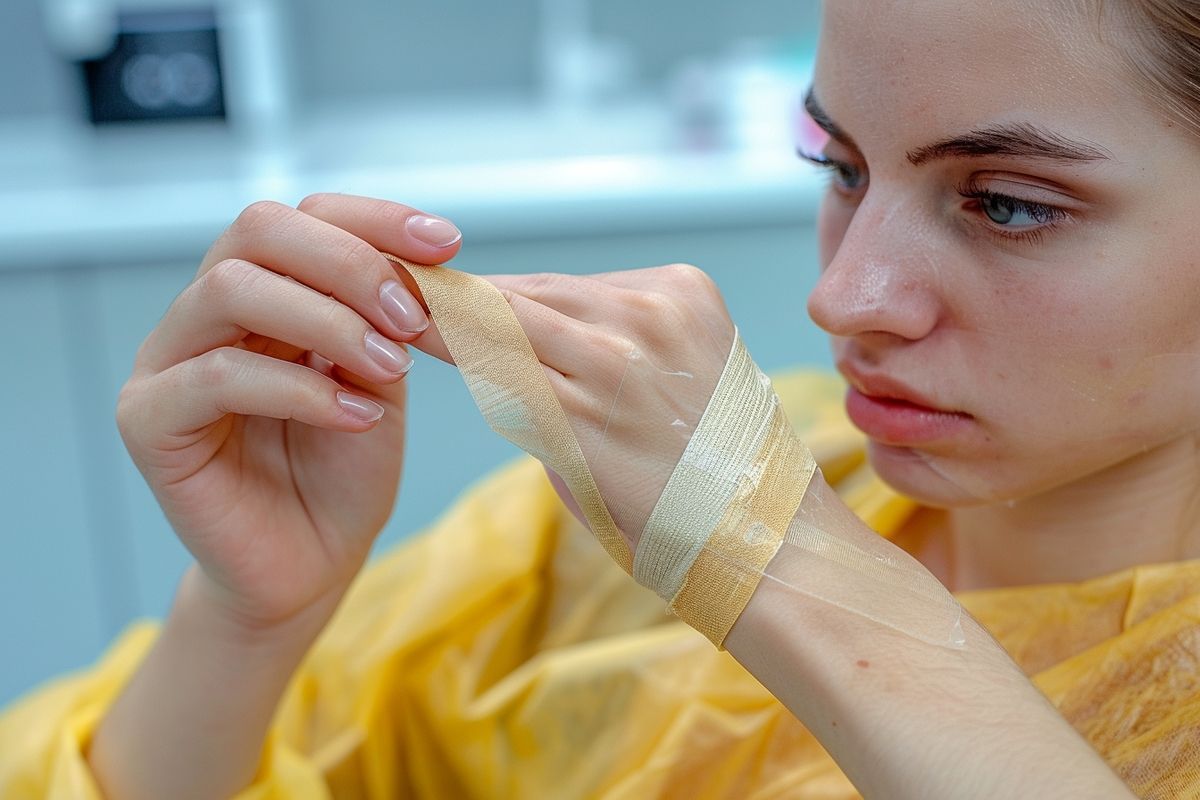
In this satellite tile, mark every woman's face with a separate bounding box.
[805,0,1200,506]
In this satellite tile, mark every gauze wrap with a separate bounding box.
[384,254,816,647]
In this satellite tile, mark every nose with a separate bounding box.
[807,198,943,344]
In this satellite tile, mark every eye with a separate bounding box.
[956,179,1071,243]
[978,194,1058,228]
[796,150,867,192]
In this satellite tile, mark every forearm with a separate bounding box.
[87,566,336,800]
[724,476,1134,799]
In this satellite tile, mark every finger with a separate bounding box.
[295,193,462,266]
[138,259,414,384]
[123,347,387,450]
[395,275,592,380]
[200,200,431,344]
[243,333,304,363]
[306,350,336,378]
[294,196,462,367]
[498,289,615,378]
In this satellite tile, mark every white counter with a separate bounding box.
[0,100,824,271]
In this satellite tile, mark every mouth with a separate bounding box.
[837,362,974,445]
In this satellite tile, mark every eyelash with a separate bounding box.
[953,178,1069,245]
[797,151,866,191]
[796,152,1071,245]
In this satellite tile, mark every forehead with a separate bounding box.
[813,0,1132,149]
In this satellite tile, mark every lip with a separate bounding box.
[837,362,974,445]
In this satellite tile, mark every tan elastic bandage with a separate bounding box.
[383,253,633,573]
[637,332,817,646]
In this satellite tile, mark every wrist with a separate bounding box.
[175,565,341,661]
[87,565,341,800]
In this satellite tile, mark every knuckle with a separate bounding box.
[132,336,155,368]
[317,293,358,336]
[230,200,293,239]
[638,289,692,337]
[660,263,718,296]
[333,238,385,281]
[296,192,331,214]
[194,346,247,386]
[114,381,141,441]
[281,366,330,411]
[200,258,260,304]
[303,375,334,409]
[364,199,412,231]
[589,328,636,358]
[523,271,565,295]
[498,286,520,307]
[628,288,675,317]
[641,263,724,329]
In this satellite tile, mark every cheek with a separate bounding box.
[966,283,1199,480]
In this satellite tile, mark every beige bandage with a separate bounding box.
[637,332,817,646]
[383,253,633,573]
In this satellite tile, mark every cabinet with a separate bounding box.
[0,270,111,706]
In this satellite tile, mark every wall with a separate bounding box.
[1,0,820,118]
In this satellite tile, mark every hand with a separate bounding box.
[116,195,460,631]
[305,203,738,552]
[461,267,737,549]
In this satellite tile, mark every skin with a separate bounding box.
[86,0,1190,795]
[804,0,1200,590]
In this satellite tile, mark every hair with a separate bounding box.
[1115,0,1200,137]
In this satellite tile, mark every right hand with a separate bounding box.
[116,196,461,633]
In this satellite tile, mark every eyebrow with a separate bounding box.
[803,88,1111,166]
[906,123,1110,165]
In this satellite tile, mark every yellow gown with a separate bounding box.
[2,371,1198,799]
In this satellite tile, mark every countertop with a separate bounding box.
[0,98,824,271]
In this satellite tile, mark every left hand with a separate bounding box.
[482,265,738,548]
[304,195,737,550]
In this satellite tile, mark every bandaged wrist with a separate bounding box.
[635,331,817,647]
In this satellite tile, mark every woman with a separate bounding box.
[3,0,1198,797]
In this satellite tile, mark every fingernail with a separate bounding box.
[337,391,384,422]
[380,280,430,334]
[406,214,462,248]
[364,331,414,375]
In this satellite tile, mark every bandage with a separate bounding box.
[635,333,817,644]
[384,255,965,650]
[383,254,632,573]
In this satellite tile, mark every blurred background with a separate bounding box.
[0,0,828,706]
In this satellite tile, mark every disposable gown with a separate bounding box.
[2,371,1198,799]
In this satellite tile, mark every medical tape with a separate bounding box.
[636,332,818,646]
[383,253,633,573]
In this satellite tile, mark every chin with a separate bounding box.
[866,440,1002,508]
